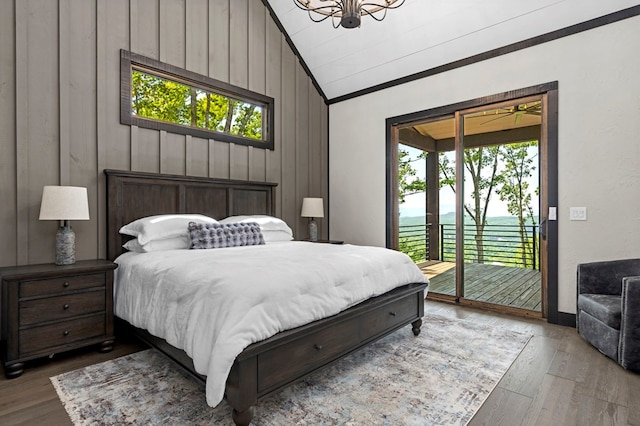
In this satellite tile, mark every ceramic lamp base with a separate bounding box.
[308,218,318,242]
[55,223,76,265]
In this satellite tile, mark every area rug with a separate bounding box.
[51,313,530,425]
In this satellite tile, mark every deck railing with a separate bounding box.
[399,222,538,269]
[398,223,430,262]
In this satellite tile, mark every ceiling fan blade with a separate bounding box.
[480,112,515,125]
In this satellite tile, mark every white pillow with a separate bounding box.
[119,214,217,245]
[262,230,294,243]
[220,215,293,235]
[123,235,191,252]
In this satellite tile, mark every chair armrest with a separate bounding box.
[577,258,640,295]
[620,276,640,371]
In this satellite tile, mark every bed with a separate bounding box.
[105,169,428,425]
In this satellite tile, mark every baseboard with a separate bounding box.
[555,312,576,328]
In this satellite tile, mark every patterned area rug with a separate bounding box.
[51,313,530,425]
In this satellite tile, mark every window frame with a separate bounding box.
[120,49,275,150]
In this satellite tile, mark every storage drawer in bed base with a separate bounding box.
[254,286,423,394]
[123,282,427,426]
[226,282,427,424]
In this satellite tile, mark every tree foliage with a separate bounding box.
[497,141,538,267]
[399,141,539,268]
[439,146,502,263]
[398,148,427,204]
[131,70,263,140]
[398,235,427,263]
[132,71,191,124]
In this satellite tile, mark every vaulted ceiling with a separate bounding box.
[265,0,640,102]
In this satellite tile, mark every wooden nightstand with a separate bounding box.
[0,260,117,378]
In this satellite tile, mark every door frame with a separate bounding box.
[385,82,561,324]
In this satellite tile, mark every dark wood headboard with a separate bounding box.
[105,169,277,261]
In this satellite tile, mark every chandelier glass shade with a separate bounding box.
[294,0,405,29]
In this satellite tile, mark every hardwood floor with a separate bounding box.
[1,302,638,425]
[427,301,640,426]
[0,333,148,425]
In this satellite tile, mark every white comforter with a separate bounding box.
[114,242,427,407]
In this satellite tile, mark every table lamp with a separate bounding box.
[39,186,90,265]
[301,197,324,242]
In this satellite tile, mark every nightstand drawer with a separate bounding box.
[20,273,105,298]
[20,290,106,325]
[19,314,106,355]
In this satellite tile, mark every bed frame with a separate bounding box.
[105,169,427,425]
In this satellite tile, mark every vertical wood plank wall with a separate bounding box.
[0,0,329,267]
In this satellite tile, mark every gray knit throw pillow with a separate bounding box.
[188,222,265,249]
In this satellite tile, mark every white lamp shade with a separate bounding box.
[301,197,324,218]
[39,186,90,220]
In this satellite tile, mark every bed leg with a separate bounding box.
[411,318,423,336]
[232,406,255,426]
[227,357,258,425]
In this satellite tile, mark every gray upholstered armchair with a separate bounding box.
[577,258,640,372]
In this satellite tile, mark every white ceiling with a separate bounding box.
[266,0,640,101]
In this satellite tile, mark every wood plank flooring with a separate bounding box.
[0,333,148,425]
[1,302,638,425]
[423,261,542,311]
[427,301,640,426]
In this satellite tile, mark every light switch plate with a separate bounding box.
[548,207,557,221]
[569,207,587,221]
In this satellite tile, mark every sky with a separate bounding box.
[399,145,539,218]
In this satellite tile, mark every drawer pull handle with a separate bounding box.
[63,304,70,310]
[389,311,397,317]
[63,330,69,336]
[314,344,323,351]
[63,282,70,287]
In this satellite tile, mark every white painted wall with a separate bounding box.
[329,15,640,315]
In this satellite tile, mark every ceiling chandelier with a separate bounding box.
[293,0,405,29]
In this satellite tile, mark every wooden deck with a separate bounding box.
[420,261,541,312]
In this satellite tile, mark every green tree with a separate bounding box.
[438,152,455,189]
[131,70,191,125]
[398,235,426,263]
[195,92,229,131]
[498,141,538,267]
[232,102,262,140]
[397,147,428,262]
[439,146,502,263]
[397,148,427,204]
[132,70,263,141]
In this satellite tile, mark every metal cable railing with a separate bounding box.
[399,222,538,269]
[397,223,430,263]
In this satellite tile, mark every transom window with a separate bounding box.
[121,50,274,149]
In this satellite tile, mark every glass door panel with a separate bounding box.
[397,116,457,298]
[428,149,456,297]
[398,143,428,263]
[460,100,542,311]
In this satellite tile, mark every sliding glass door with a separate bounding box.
[459,98,542,313]
[393,93,550,317]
